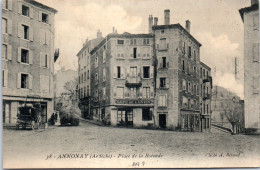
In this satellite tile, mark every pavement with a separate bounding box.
[3,120,260,168]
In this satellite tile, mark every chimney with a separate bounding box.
[154,17,158,26]
[97,29,102,38]
[164,9,170,25]
[148,15,153,33]
[185,20,191,33]
[251,0,258,5]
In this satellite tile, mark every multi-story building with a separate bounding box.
[77,31,104,118]
[199,62,212,132]
[239,0,260,133]
[2,0,58,125]
[89,32,155,126]
[77,9,212,131]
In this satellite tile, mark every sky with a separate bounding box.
[38,0,250,98]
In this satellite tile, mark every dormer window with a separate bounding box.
[22,5,29,17]
[42,13,48,23]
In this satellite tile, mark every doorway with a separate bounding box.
[159,114,166,128]
[117,108,133,126]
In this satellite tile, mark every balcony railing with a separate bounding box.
[203,76,212,83]
[125,76,142,87]
[203,93,211,100]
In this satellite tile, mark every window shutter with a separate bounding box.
[113,66,117,78]
[29,74,33,89]
[7,45,12,60]
[17,2,21,14]
[29,27,33,41]
[40,52,44,67]
[156,78,159,88]
[166,78,170,88]
[47,54,50,68]
[140,66,143,78]
[253,76,259,94]
[46,31,50,45]
[40,30,44,44]
[17,73,21,88]
[150,86,154,98]
[8,0,12,10]
[150,66,154,78]
[137,66,140,77]
[29,7,33,18]
[17,47,21,62]
[124,88,128,98]
[4,70,8,87]
[17,23,22,38]
[159,57,162,68]
[121,66,125,79]
[166,61,169,68]
[253,43,259,62]
[39,11,42,21]
[114,87,117,98]
[139,87,143,98]
[29,50,33,64]
[126,67,130,77]
[7,19,12,35]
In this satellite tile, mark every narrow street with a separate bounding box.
[3,120,260,168]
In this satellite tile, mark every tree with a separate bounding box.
[63,79,77,96]
[222,99,244,134]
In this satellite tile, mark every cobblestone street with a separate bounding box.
[3,120,260,168]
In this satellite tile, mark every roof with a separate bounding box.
[90,33,153,55]
[152,23,202,47]
[239,4,259,22]
[25,0,57,13]
[200,61,211,70]
[76,37,104,57]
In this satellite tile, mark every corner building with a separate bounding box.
[2,0,58,125]
[90,33,155,127]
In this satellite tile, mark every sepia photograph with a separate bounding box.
[1,0,260,168]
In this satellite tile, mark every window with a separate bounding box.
[194,100,197,109]
[143,38,149,45]
[117,87,124,99]
[160,78,166,88]
[142,108,152,121]
[133,48,137,58]
[194,50,196,60]
[162,57,167,68]
[21,73,28,89]
[206,104,209,114]
[84,72,86,81]
[2,44,7,59]
[87,85,89,96]
[2,0,8,9]
[182,42,185,53]
[182,60,185,71]
[103,87,106,99]
[103,50,106,63]
[117,40,124,45]
[95,73,98,81]
[21,49,29,64]
[87,70,90,79]
[193,84,197,94]
[188,46,191,57]
[143,87,150,98]
[130,67,137,77]
[117,66,121,78]
[43,54,48,67]
[42,13,48,23]
[84,87,86,97]
[188,82,191,93]
[143,66,150,78]
[130,87,137,98]
[22,24,29,40]
[95,57,98,67]
[188,98,191,108]
[22,5,29,17]
[182,79,186,91]
[158,95,167,107]
[2,18,7,34]
[159,38,166,49]
[131,39,136,45]
[203,69,205,78]
[2,70,8,87]
[193,66,197,76]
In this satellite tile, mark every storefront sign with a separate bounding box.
[115,99,153,105]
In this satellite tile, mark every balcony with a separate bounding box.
[125,76,142,87]
[203,76,212,83]
[203,93,211,100]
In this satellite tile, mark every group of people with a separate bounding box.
[49,112,58,125]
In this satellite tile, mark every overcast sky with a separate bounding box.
[38,0,250,98]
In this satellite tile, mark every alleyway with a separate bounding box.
[3,120,260,168]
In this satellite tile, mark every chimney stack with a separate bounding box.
[164,9,170,25]
[154,17,158,26]
[148,15,153,33]
[185,20,191,33]
[251,0,258,5]
[97,29,102,38]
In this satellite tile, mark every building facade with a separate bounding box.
[77,9,212,131]
[77,31,104,118]
[2,0,58,125]
[239,0,260,132]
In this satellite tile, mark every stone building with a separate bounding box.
[200,62,212,131]
[77,9,212,131]
[239,0,260,132]
[2,0,58,125]
[77,31,104,118]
